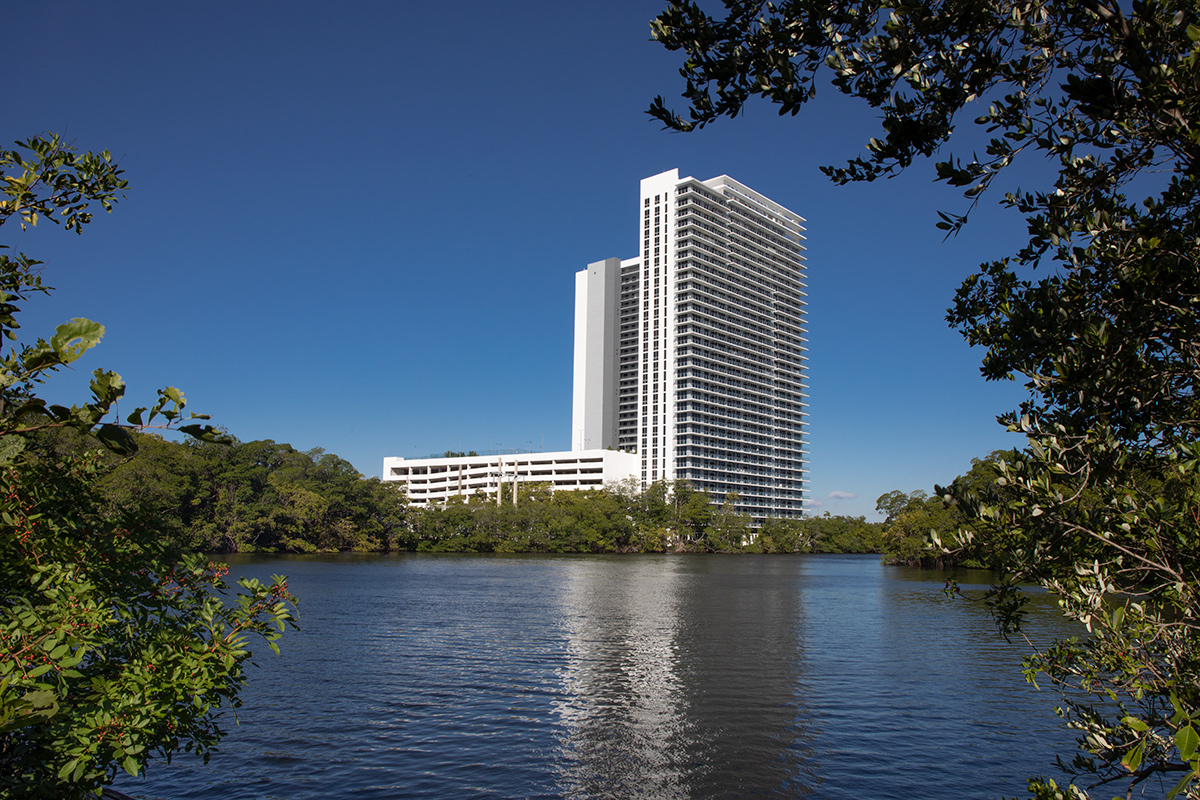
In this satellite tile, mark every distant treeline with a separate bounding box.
[32,430,408,552]
[33,431,890,555]
[404,480,884,554]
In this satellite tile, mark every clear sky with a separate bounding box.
[8,0,1034,519]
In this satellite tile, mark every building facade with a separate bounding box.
[572,169,808,521]
[382,449,639,507]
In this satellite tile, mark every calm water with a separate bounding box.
[117,554,1080,800]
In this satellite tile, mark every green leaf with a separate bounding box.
[1167,770,1195,800]
[1178,725,1199,762]
[49,318,104,364]
[89,369,126,404]
[1171,694,1188,725]
[21,341,57,372]
[0,435,26,466]
[0,689,59,733]
[178,423,227,443]
[95,423,137,455]
[1121,740,1144,773]
[1123,716,1149,732]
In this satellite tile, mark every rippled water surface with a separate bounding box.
[118,554,1079,799]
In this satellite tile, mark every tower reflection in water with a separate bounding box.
[550,556,816,798]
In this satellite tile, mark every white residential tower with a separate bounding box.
[572,169,808,521]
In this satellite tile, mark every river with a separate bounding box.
[116,553,1081,799]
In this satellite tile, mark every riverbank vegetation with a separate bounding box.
[57,422,1062,562]
[404,479,884,554]
[44,429,884,555]
[80,432,408,554]
[874,452,1010,569]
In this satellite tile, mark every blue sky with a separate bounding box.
[8,0,1035,519]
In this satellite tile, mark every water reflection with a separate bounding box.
[550,556,816,798]
[552,557,689,797]
[671,557,816,798]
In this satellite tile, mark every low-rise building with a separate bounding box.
[382,449,638,506]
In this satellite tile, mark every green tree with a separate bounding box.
[650,2,1200,796]
[750,516,807,553]
[877,454,1013,566]
[874,490,916,525]
[800,513,883,553]
[544,489,632,553]
[704,492,751,552]
[105,436,410,554]
[670,479,714,547]
[410,495,480,551]
[875,489,958,566]
[94,433,199,549]
[0,135,295,798]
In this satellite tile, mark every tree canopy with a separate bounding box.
[651,2,1200,797]
[0,135,295,798]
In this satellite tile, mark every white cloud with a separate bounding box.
[803,498,824,508]
[827,490,857,500]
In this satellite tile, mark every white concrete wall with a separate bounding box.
[382,449,639,506]
[571,257,621,451]
[638,169,683,485]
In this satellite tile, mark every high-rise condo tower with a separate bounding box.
[572,169,808,521]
